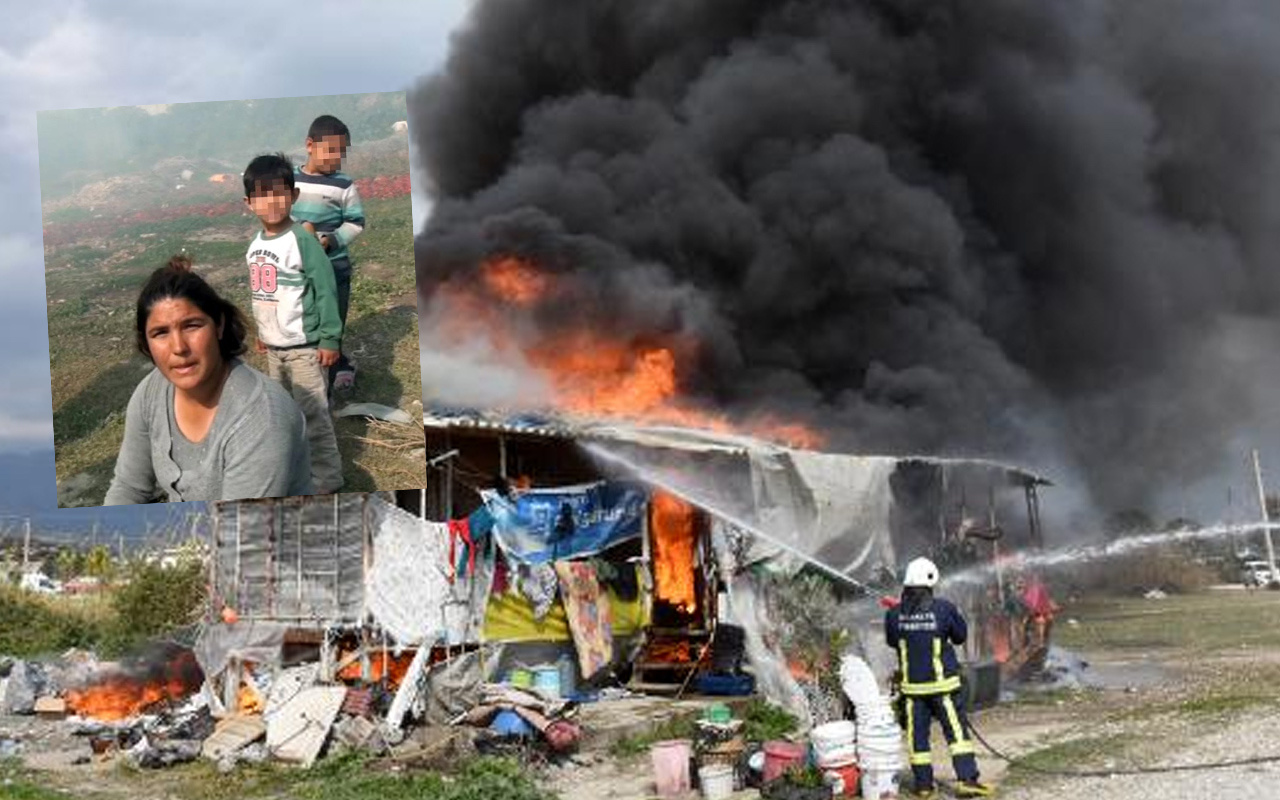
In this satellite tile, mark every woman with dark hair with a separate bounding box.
[104,255,313,504]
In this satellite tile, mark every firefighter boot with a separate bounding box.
[954,779,995,798]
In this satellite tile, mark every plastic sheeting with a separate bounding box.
[586,434,898,584]
[480,481,648,564]
[483,582,646,642]
[365,504,479,647]
[192,621,291,687]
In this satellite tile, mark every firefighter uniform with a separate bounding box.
[885,558,991,797]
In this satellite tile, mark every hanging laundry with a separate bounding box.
[554,560,614,682]
[492,550,513,595]
[448,518,475,582]
[469,504,495,540]
[520,563,560,620]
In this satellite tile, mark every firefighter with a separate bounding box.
[885,557,994,798]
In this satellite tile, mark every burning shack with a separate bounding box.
[193,418,1054,737]
[420,408,1053,719]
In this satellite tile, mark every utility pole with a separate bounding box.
[1251,450,1278,585]
[22,517,31,574]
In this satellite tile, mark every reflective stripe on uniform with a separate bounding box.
[901,636,962,695]
[900,675,961,695]
[942,693,976,755]
[910,750,934,765]
[905,693,919,758]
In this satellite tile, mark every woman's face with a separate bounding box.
[144,297,224,393]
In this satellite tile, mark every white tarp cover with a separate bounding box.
[585,431,898,583]
[365,501,485,646]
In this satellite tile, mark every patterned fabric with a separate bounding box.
[554,561,614,680]
[520,563,560,620]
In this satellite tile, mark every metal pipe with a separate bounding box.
[1252,450,1278,584]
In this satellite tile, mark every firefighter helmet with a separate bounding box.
[903,557,940,588]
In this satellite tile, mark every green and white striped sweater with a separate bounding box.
[291,167,365,266]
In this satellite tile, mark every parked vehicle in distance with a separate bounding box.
[18,571,61,594]
[1241,560,1276,587]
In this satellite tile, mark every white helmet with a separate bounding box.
[903,557,940,588]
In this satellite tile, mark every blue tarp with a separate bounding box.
[480,480,649,564]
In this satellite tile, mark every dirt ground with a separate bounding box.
[6,587,1280,799]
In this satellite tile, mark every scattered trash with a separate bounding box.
[265,686,346,767]
[335,402,415,424]
[202,715,266,762]
[34,696,67,720]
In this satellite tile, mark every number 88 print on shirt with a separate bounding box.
[246,225,328,348]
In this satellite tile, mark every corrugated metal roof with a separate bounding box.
[422,408,1052,486]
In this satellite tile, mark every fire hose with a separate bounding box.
[885,671,1280,777]
[959,699,1280,777]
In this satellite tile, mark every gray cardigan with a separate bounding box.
[103,358,314,504]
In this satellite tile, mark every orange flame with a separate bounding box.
[529,336,677,417]
[336,650,417,689]
[439,255,824,448]
[64,651,202,722]
[482,256,551,306]
[238,683,264,714]
[651,491,699,615]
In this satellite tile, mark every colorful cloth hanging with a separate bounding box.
[554,561,614,681]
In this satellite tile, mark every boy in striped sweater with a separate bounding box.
[293,115,365,393]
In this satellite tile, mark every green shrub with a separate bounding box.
[0,584,101,657]
[742,698,799,743]
[100,560,206,656]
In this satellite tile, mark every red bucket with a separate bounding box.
[762,740,807,783]
[822,761,861,797]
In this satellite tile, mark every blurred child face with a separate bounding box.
[306,134,348,174]
[144,297,225,396]
[244,179,299,232]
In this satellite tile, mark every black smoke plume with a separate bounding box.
[412,0,1280,514]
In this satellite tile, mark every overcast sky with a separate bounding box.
[0,0,470,453]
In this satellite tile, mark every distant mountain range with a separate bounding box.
[0,450,202,546]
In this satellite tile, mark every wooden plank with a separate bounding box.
[265,686,346,767]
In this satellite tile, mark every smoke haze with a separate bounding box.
[412,0,1280,516]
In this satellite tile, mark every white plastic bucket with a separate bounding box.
[816,743,859,768]
[811,720,857,756]
[862,767,901,799]
[698,763,735,800]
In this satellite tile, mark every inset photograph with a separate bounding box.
[39,93,424,507]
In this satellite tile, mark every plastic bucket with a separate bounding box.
[822,761,861,797]
[508,667,533,689]
[699,763,735,800]
[861,767,900,799]
[810,720,857,757]
[533,665,561,698]
[704,702,733,725]
[762,740,807,783]
[651,739,693,798]
[815,743,858,768]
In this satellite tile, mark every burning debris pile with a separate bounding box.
[0,646,214,769]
